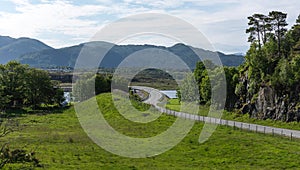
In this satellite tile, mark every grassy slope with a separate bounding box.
[166,99,300,131]
[1,93,300,169]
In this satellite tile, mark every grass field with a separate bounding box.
[166,99,300,131]
[1,93,300,169]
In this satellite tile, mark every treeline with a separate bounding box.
[72,74,112,101]
[179,11,300,122]
[0,61,64,111]
[178,60,238,110]
[72,73,147,107]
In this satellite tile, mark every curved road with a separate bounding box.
[132,86,300,139]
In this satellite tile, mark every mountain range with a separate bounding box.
[0,36,245,69]
[0,36,53,64]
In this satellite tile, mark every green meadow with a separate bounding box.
[1,93,300,169]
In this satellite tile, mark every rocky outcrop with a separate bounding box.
[242,86,300,122]
[236,66,300,122]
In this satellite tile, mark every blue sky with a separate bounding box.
[0,0,299,53]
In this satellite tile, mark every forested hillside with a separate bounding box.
[182,11,300,122]
[0,37,53,64]
[19,43,244,68]
[237,11,300,121]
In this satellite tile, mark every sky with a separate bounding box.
[0,0,299,54]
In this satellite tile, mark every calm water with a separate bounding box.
[64,92,71,102]
[159,90,177,99]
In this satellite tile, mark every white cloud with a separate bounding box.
[0,0,110,47]
[9,0,30,6]
[0,0,299,52]
[183,0,240,6]
[167,0,300,52]
[123,0,184,9]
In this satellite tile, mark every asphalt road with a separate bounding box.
[132,86,300,139]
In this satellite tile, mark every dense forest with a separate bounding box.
[180,11,300,122]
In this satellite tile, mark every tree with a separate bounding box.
[246,15,261,49]
[194,60,216,103]
[260,14,273,45]
[24,68,61,108]
[176,88,181,102]
[1,61,28,108]
[199,73,211,104]
[111,75,128,92]
[291,55,300,82]
[246,14,271,50]
[290,15,300,52]
[50,80,65,105]
[95,74,111,94]
[194,60,216,84]
[276,59,294,87]
[236,11,300,121]
[269,11,288,57]
[73,73,112,102]
[178,73,199,103]
[0,62,64,110]
[246,14,272,50]
[0,65,10,111]
[297,15,300,24]
[224,67,239,109]
[73,75,95,102]
[194,61,205,84]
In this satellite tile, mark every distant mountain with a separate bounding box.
[232,52,246,56]
[0,36,53,64]
[19,42,244,69]
[0,36,16,47]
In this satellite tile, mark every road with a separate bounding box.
[132,86,300,139]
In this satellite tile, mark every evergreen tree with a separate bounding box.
[269,11,288,57]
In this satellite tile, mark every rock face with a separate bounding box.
[255,86,275,119]
[237,69,300,122]
[242,85,300,122]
